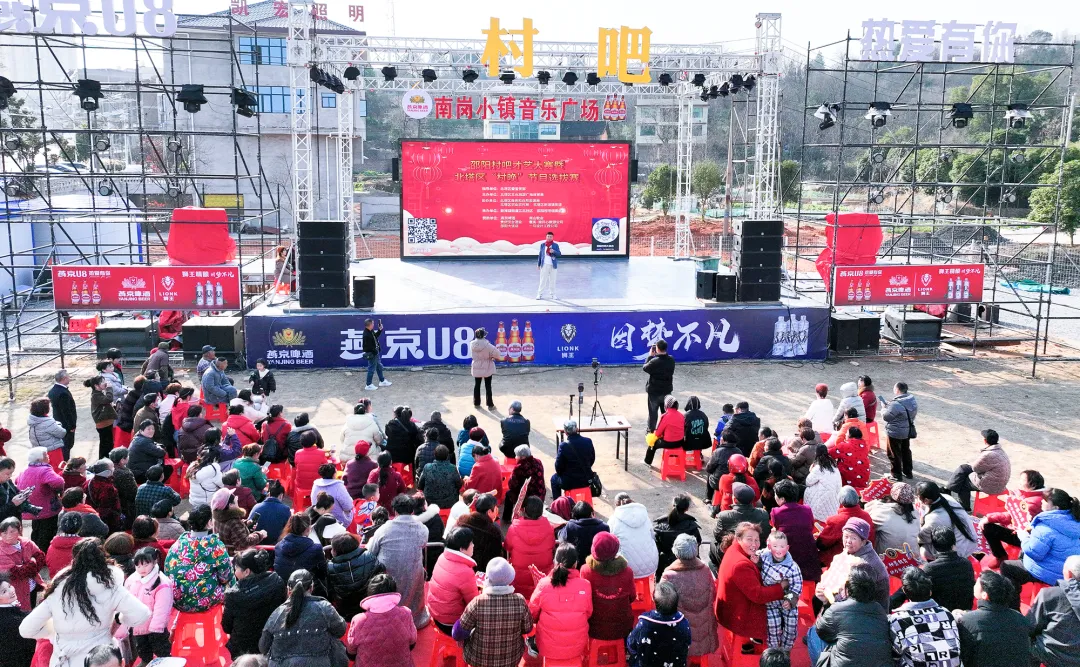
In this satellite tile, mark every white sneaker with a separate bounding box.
[365,384,378,390]
[379,379,392,387]
[536,295,544,300]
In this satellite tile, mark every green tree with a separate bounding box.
[691,160,722,220]
[1029,160,1080,243]
[779,159,800,204]
[643,163,675,216]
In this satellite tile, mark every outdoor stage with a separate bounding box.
[244,257,831,368]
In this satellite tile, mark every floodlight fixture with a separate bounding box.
[231,88,258,117]
[707,85,719,100]
[421,68,437,83]
[938,191,952,203]
[814,103,839,130]
[500,70,516,84]
[343,66,360,81]
[94,136,110,152]
[0,76,15,110]
[74,79,103,112]
[167,138,182,153]
[3,135,21,152]
[1005,103,1030,129]
[729,74,744,94]
[1011,151,1026,164]
[866,102,891,128]
[949,102,973,129]
[658,73,673,86]
[176,84,207,113]
[537,70,551,85]
[871,190,886,205]
[691,73,706,87]
[381,66,397,81]
[462,69,479,83]
[699,88,709,102]
[939,151,953,164]
[871,151,886,164]
[1004,189,1018,203]
[717,82,730,97]
[586,72,601,86]
[743,75,756,92]
[97,182,112,196]
[562,71,578,85]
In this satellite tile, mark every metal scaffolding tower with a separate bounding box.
[287,0,313,226]
[673,87,696,259]
[750,13,782,220]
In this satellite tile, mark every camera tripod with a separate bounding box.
[589,366,608,426]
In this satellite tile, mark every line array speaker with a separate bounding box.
[298,222,349,309]
[733,219,784,303]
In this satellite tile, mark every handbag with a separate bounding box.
[588,472,603,498]
[902,402,917,439]
[645,432,659,449]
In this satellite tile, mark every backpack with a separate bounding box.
[263,421,285,461]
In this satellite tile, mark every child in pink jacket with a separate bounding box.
[116,546,174,663]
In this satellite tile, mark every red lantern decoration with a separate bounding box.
[582,145,603,160]
[411,146,440,168]
[537,144,555,158]
[594,165,622,189]
[434,142,455,158]
[412,166,442,187]
[602,145,628,164]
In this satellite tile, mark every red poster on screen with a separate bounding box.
[834,264,985,306]
[51,265,241,311]
[400,140,630,258]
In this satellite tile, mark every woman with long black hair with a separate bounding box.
[653,493,702,579]
[259,569,348,667]
[19,538,150,667]
[916,481,978,558]
[366,451,406,511]
[223,548,287,658]
[383,406,422,466]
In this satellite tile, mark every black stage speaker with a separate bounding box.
[733,219,784,237]
[883,310,943,345]
[731,249,783,269]
[714,273,737,302]
[829,313,860,352]
[353,276,376,309]
[299,287,350,308]
[297,227,349,308]
[96,319,157,358]
[977,303,1001,324]
[391,158,400,181]
[733,234,782,253]
[696,270,717,299]
[297,253,348,275]
[850,312,881,351]
[298,220,347,239]
[737,281,781,302]
[181,316,243,358]
[735,266,782,284]
[296,238,345,256]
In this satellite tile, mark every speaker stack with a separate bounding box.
[298,221,349,308]
[732,220,783,302]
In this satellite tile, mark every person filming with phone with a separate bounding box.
[0,458,31,523]
[362,318,393,391]
[643,339,675,434]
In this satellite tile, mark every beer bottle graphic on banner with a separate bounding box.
[521,320,535,362]
[846,281,855,304]
[91,282,101,306]
[864,278,872,302]
[947,278,955,300]
[494,321,508,359]
[507,319,522,363]
[70,280,79,306]
[618,95,626,121]
[80,281,90,305]
[204,280,213,307]
[771,316,789,356]
[602,95,611,121]
[195,281,204,307]
[962,277,970,300]
[214,282,224,307]
[855,280,864,302]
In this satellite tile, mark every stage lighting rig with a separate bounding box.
[97,182,112,196]
[381,66,397,82]
[537,70,551,85]
[1005,103,1030,129]
[729,74,744,94]
[343,66,360,81]
[3,135,21,152]
[177,84,207,113]
[562,71,578,85]
[462,69,479,83]
[499,70,516,84]
[814,103,839,130]
[93,136,110,152]
[231,88,258,117]
[707,85,719,99]
[74,79,102,112]
[691,73,706,87]
[658,73,673,86]
[586,73,601,86]
[699,88,709,102]
[421,68,437,83]
[718,82,729,97]
[0,76,15,110]
[949,103,973,128]
[743,75,756,92]
[865,102,891,128]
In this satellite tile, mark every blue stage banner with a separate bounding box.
[244,306,830,368]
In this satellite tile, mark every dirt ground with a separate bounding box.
[3,354,1078,528]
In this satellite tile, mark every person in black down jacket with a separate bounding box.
[705,430,741,507]
[274,512,328,596]
[642,339,675,434]
[955,570,1031,667]
[420,411,455,450]
[498,401,531,460]
[652,493,701,581]
[285,413,324,464]
[326,532,384,620]
[223,548,287,657]
[47,369,78,459]
[726,401,761,457]
[812,563,893,667]
[559,501,610,568]
[889,525,974,613]
[384,406,422,466]
[682,396,711,452]
[115,376,146,433]
[259,568,348,667]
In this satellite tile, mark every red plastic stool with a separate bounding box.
[567,487,593,505]
[1021,581,1050,607]
[267,461,293,494]
[973,492,1007,518]
[171,606,229,667]
[685,450,703,471]
[392,462,414,487]
[588,639,626,667]
[660,449,686,481]
[631,576,654,618]
[165,458,188,497]
[502,457,518,468]
[428,627,465,667]
[865,421,881,450]
[500,465,515,496]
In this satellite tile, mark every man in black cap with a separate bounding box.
[196,345,216,379]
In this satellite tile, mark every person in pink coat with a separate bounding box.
[427,527,480,634]
[115,547,174,664]
[16,447,65,552]
[0,517,44,611]
[528,543,593,661]
[504,496,556,601]
[347,573,417,667]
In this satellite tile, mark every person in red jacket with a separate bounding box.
[981,468,1046,567]
[815,486,876,568]
[827,425,870,490]
[644,396,686,466]
[225,404,261,446]
[259,404,292,464]
[45,512,83,575]
[504,496,556,601]
[367,452,407,511]
[580,531,635,642]
[293,432,331,499]
[716,454,760,512]
[714,522,789,654]
[427,526,480,634]
[529,543,593,661]
[463,445,503,505]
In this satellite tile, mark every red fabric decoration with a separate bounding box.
[815,212,885,289]
[166,207,237,265]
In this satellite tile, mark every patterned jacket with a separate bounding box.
[458,589,534,667]
[213,506,262,552]
[887,600,962,667]
[87,475,122,532]
[135,481,182,518]
[164,531,235,613]
[757,548,803,606]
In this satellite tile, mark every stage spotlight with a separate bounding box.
[177,84,207,113]
[1004,190,1018,204]
[343,66,360,81]
[743,75,756,92]
[499,71,515,84]
[167,183,182,198]
[74,79,103,112]
[0,76,15,111]
[938,191,952,204]
[814,103,839,130]
[949,103,973,129]
[381,66,397,82]
[718,82,729,97]
[871,151,886,164]
[939,151,953,164]
[462,69,479,83]
[97,182,112,196]
[94,136,110,152]
[700,88,709,102]
[1005,103,1030,129]
[167,138,182,153]
[309,65,323,83]
[871,191,886,205]
[4,183,18,197]
[422,68,437,83]
[865,102,891,128]
[586,72,601,86]
[3,135,21,152]
[691,73,706,87]
[1011,151,1026,164]
[707,85,719,99]
[537,70,551,85]
[562,71,578,85]
[326,75,344,94]
[231,88,258,118]
[729,74,744,94]
[658,73,673,86]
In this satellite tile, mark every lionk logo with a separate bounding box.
[560,324,577,343]
[273,328,307,346]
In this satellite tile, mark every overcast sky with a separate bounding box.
[175,0,1076,54]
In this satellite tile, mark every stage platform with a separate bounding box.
[244,257,831,368]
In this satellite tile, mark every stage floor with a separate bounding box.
[256,257,818,316]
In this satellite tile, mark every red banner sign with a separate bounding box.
[1006,494,1033,531]
[881,545,920,577]
[860,477,893,503]
[834,263,985,306]
[51,265,241,311]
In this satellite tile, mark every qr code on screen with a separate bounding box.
[408,217,438,243]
